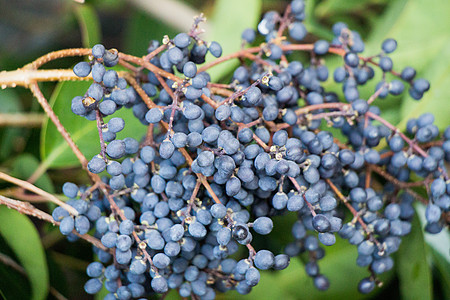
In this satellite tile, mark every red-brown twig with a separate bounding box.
[325,179,383,251]
[0,171,78,216]
[95,109,107,161]
[0,195,107,251]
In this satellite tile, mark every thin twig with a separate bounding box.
[95,109,107,161]
[0,252,26,275]
[0,172,78,216]
[29,82,91,174]
[0,113,45,127]
[325,179,383,251]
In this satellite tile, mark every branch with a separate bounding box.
[28,82,100,183]
[0,172,78,216]
[0,69,92,88]
[0,113,45,127]
[0,252,26,275]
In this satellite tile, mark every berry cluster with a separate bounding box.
[51,0,448,299]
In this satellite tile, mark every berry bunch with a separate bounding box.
[50,0,448,299]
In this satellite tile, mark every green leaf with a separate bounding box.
[315,0,379,19]
[94,284,109,300]
[0,288,7,300]
[0,206,49,300]
[396,210,432,300]
[0,233,32,300]
[415,203,450,264]
[367,0,450,70]
[430,249,450,300]
[0,89,24,160]
[304,0,334,40]
[124,10,178,56]
[363,0,450,128]
[227,238,393,300]
[365,0,408,49]
[205,0,262,82]
[40,81,147,168]
[398,38,450,130]
[74,4,101,48]
[10,154,54,194]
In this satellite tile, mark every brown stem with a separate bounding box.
[126,70,223,206]
[118,60,140,74]
[24,48,91,70]
[252,133,270,152]
[167,91,180,137]
[95,109,107,161]
[367,111,448,181]
[0,252,26,275]
[368,164,430,201]
[124,74,158,109]
[241,52,282,73]
[289,177,316,216]
[119,53,181,84]
[0,171,78,216]
[309,110,355,120]
[29,82,92,174]
[296,102,350,116]
[144,44,168,62]
[98,182,156,269]
[277,4,292,37]
[201,94,219,109]
[366,111,428,157]
[361,56,401,77]
[380,140,444,160]
[221,75,267,106]
[0,194,58,224]
[0,113,45,127]
[367,82,389,105]
[0,187,58,203]
[365,168,372,189]
[325,179,383,251]
[0,194,107,251]
[49,287,68,300]
[143,123,155,146]
[197,48,258,73]
[182,180,202,226]
[209,86,234,98]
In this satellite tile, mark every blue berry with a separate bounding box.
[312,214,331,233]
[151,276,168,293]
[103,70,118,88]
[106,140,126,159]
[289,22,307,41]
[253,217,273,235]
[381,38,397,53]
[245,267,260,286]
[314,40,329,55]
[241,28,256,43]
[209,41,222,57]
[344,52,359,67]
[73,61,91,77]
[84,278,103,294]
[379,56,393,72]
[254,250,274,270]
[173,33,191,48]
[87,262,104,278]
[401,67,416,81]
[318,232,336,246]
[183,61,197,78]
[92,44,105,58]
[358,278,375,294]
[60,216,74,235]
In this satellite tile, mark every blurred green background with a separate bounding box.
[0,0,449,299]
